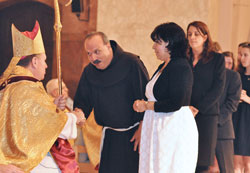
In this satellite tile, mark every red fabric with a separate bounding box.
[20,56,27,60]
[50,138,79,173]
[0,76,38,91]
[21,21,39,40]
[95,164,99,170]
[20,20,40,60]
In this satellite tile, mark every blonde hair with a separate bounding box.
[46,78,66,95]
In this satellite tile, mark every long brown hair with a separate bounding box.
[237,42,250,74]
[187,21,214,63]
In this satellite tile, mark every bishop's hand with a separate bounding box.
[54,95,66,111]
[72,108,86,126]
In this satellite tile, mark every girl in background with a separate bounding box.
[233,42,250,173]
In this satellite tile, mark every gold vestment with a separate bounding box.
[82,112,102,167]
[0,66,67,172]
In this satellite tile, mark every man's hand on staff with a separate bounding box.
[54,95,66,111]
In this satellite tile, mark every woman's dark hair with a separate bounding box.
[151,22,188,59]
[222,51,235,70]
[187,21,214,63]
[239,42,250,48]
[17,54,36,67]
[237,42,250,74]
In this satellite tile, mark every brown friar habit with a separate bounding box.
[74,40,149,173]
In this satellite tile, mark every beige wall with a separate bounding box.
[1,0,249,94]
[97,0,250,76]
[231,0,250,55]
[215,0,250,58]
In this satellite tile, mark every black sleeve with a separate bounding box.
[132,58,149,121]
[196,54,226,113]
[73,70,93,118]
[219,71,242,125]
[154,64,193,113]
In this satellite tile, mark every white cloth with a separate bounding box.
[59,112,77,139]
[31,153,61,173]
[31,112,77,173]
[66,97,74,111]
[139,72,198,173]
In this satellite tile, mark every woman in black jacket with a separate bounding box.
[133,22,198,173]
[233,42,250,172]
[187,21,226,173]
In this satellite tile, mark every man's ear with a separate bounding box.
[51,88,59,97]
[106,42,112,49]
[31,56,38,68]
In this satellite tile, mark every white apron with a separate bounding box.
[139,72,198,173]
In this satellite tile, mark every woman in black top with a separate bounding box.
[187,21,226,172]
[133,22,198,173]
[233,42,250,172]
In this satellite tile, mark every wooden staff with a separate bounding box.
[53,0,72,95]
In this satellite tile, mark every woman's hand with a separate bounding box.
[133,99,147,112]
[189,106,199,117]
[240,89,250,104]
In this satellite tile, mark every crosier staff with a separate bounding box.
[53,0,72,95]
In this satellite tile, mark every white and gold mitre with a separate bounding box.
[11,20,45,58]
[0,21,45,85]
